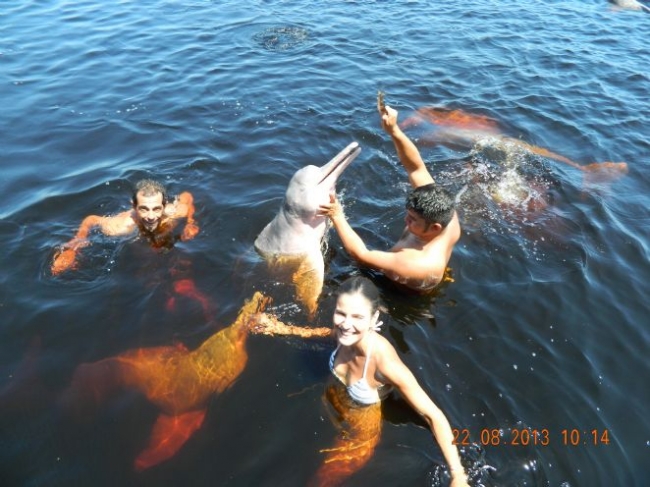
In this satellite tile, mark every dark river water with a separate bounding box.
[1,1,649,486]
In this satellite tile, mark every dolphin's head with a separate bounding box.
[284,142,361,222]
[254,142,361,256]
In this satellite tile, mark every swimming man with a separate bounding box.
[51,179,199,275]
[319,104,461,292]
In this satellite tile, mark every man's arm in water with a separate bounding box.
[380,105,435,189]
[51,211,134,276]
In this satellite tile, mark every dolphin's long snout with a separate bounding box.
[318,142,361,186]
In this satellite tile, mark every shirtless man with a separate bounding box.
[51,179,199,275]
[319,105,461,292]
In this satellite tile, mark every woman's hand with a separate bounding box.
[450,470,470,487]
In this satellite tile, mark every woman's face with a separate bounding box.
[332,291,379,347]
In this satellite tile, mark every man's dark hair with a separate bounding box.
[132,179,168,207]
[405,183,455,227]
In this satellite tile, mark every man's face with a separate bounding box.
[404,208,442,240]
[134,191,165,232]
[404,209,430,236]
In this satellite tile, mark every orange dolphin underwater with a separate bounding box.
[403,106,629,184]
[60,292,271,471]
[310,381,382,487]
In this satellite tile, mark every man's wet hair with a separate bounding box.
[132,179,168,207]
[405,183,455,227]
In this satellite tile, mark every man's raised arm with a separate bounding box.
[380,105,434,189]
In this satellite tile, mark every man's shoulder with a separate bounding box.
[387,239,448,281]
[101,210,137,235]
[164,193,193,219]
[110,209,136,223]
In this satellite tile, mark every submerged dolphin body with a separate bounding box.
[311,381,382,487]
[404,107,629,184]
[59,292,270,471]
[255,142,361,317]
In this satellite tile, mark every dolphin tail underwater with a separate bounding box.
[166,277,217,323]
[255,142,361,318]
[310,381,382,487]
[59,292,271,471]
[405,107,628,183]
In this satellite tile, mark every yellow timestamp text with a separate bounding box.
[452,428,611,447]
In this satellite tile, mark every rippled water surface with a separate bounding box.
[1,1,649,486]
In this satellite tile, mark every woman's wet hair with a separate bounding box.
[132,179,168,206]
[337,276,382,314]
[406,183,455,227]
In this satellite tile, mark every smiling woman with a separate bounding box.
[253,276,470,487]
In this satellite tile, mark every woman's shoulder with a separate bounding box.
[372,333,402,365]
[373,335,412,388]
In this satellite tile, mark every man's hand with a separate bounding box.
[181,221,199,241]
[318,193,344,219]
[51,248,78,276]
[380,105,400,136]
[51,238,90,276]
